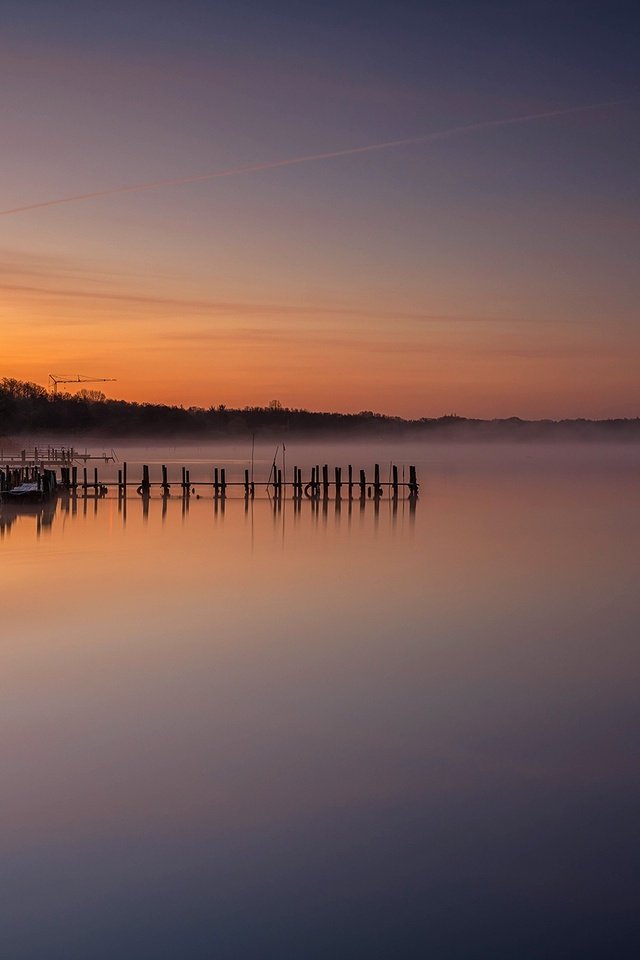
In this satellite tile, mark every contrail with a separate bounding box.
[0,98,630,217]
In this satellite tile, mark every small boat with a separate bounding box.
[3,482,50,503]
[2,469,58,504]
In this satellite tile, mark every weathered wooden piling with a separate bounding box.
[392,464,399,498]
[244,468,250,497]
[335,466,342,499]
[374,463,381,499]
[141,465,151,496]
[161,464,170,495]
[322,464,329,498]
[221,468,227,497]
[409,465,418,496]
[348,465,353,499]
[359,469,366,499]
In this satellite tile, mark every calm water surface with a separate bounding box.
[1,443,639,958]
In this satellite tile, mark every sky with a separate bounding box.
[1,0,639,418]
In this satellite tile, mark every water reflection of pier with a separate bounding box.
[129,491,417,528]
[1,492,416,538]
[0,498,58,538]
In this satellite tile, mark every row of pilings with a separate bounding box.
[51,462,419,500]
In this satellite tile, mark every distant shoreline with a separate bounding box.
[1,378,639,441]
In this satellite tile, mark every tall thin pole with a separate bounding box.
[282,443,286,495]
[251,433,255,485]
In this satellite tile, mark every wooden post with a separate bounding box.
[161,464,169,495]
[374,463,381,498]
[83,467,88,495]
[409,465,418,496]
[359,469,366,499]
[335,466,342,500]
[348,465,353,499]
[322,464,329,498]
[185,469,191,496]
[221,468,227,498]
[214,467,219,498]
[142,464,150,495]
[244,468,250,497]
[392,464,399,498]
[94,467,99,492]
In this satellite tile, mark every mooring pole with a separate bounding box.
[409,465,418,496]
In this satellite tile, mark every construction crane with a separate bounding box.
[49,374,116,395]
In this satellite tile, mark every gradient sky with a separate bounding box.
[1,0,639,417]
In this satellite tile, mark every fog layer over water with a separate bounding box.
[1,443,639,958]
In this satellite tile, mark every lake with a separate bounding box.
[1,441,639,958]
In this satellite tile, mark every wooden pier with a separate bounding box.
[2,461,419,501]
[0,445,117,467]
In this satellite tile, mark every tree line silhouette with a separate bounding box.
[1,378,638,441]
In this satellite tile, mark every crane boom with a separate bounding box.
[49,374,116,395]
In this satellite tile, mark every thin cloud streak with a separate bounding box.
[0,280,537,325]
[0,98,631,217]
